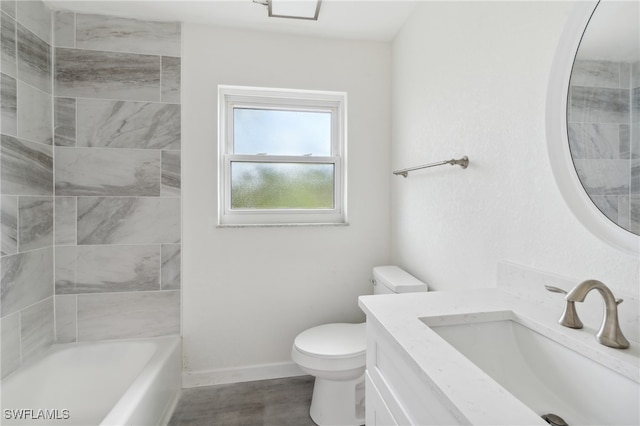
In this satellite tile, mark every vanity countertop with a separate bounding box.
[358,288,640,425]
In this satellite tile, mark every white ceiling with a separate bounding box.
[44,0,420,42]
[43,1,639,61]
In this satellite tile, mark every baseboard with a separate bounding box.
[182,361,306,388]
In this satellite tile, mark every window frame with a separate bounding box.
[218,85,347,226]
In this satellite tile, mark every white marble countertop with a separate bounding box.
[358,288,640,425]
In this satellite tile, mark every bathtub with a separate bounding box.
[1,336,181,426]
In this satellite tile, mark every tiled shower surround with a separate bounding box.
[53,10,181,342]
[569,59,640,234]
[0,0,181,378]
[1,0,54,379]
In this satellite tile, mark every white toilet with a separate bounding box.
[291,266,428,426]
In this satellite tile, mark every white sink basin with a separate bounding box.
[424,315,639,425]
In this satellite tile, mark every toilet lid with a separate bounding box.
[294,323,366,358]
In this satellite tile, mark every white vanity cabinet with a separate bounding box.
[365,372,398,426]
[364,318,462,426]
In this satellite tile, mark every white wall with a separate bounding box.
[182,0,638,385]
[182,25,391,382]
[391,1,639,296]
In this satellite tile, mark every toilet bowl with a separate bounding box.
[291,266,427,426]
[292,323,366,426]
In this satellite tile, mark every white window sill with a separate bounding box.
[216,222,350,228]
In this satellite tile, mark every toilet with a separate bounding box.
[291,266,428,426]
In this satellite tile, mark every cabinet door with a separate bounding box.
[365,372,398,426]
[366,317,463,426]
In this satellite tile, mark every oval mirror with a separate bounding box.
[547,0,640,255]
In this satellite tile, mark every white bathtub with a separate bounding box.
[1,336,181,426]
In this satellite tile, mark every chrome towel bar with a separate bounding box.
[393,156,469,178]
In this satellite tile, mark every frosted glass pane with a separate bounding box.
[234,108,331,156]
[231,162,334,209]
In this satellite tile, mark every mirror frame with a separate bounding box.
[546,0,639,256]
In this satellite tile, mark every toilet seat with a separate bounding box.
[292,323,366,373]
[294,323,366,358]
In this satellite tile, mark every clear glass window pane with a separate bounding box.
[233,108,332,156]
[231,162,335,209]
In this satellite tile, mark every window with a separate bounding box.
[218,86,347,226]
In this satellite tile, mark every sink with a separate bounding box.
[422,314,639,426]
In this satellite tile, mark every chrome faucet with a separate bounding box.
[564,280,630,349]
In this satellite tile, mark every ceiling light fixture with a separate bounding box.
[254,0,322,21]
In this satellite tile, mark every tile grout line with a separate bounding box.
[54,94,180,106]
[73,293,78,343]
[51,6,56,344]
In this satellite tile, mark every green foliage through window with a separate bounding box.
[231,163,334,209]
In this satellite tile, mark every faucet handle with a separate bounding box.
[544,284,567,294]
[544,285,566,295]
[545,285,584,329]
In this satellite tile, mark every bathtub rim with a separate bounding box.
[101,335,182,426]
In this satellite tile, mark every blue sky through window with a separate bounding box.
[233,108,331,156]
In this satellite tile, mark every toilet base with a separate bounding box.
[309,374,365,426]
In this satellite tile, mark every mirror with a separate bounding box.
[567,0,639,235]
[546,0,640,255]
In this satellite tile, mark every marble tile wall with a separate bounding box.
[52,11,182,344]
[569,59,639,234]
[1,0,54,378]
[631,62,639,233]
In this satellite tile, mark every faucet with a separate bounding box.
[564,280,629,349]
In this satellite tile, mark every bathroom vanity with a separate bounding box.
[358,272,640,426]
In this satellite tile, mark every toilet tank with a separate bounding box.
[372,266,428,295]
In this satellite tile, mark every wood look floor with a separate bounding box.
[168,376,317,426]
